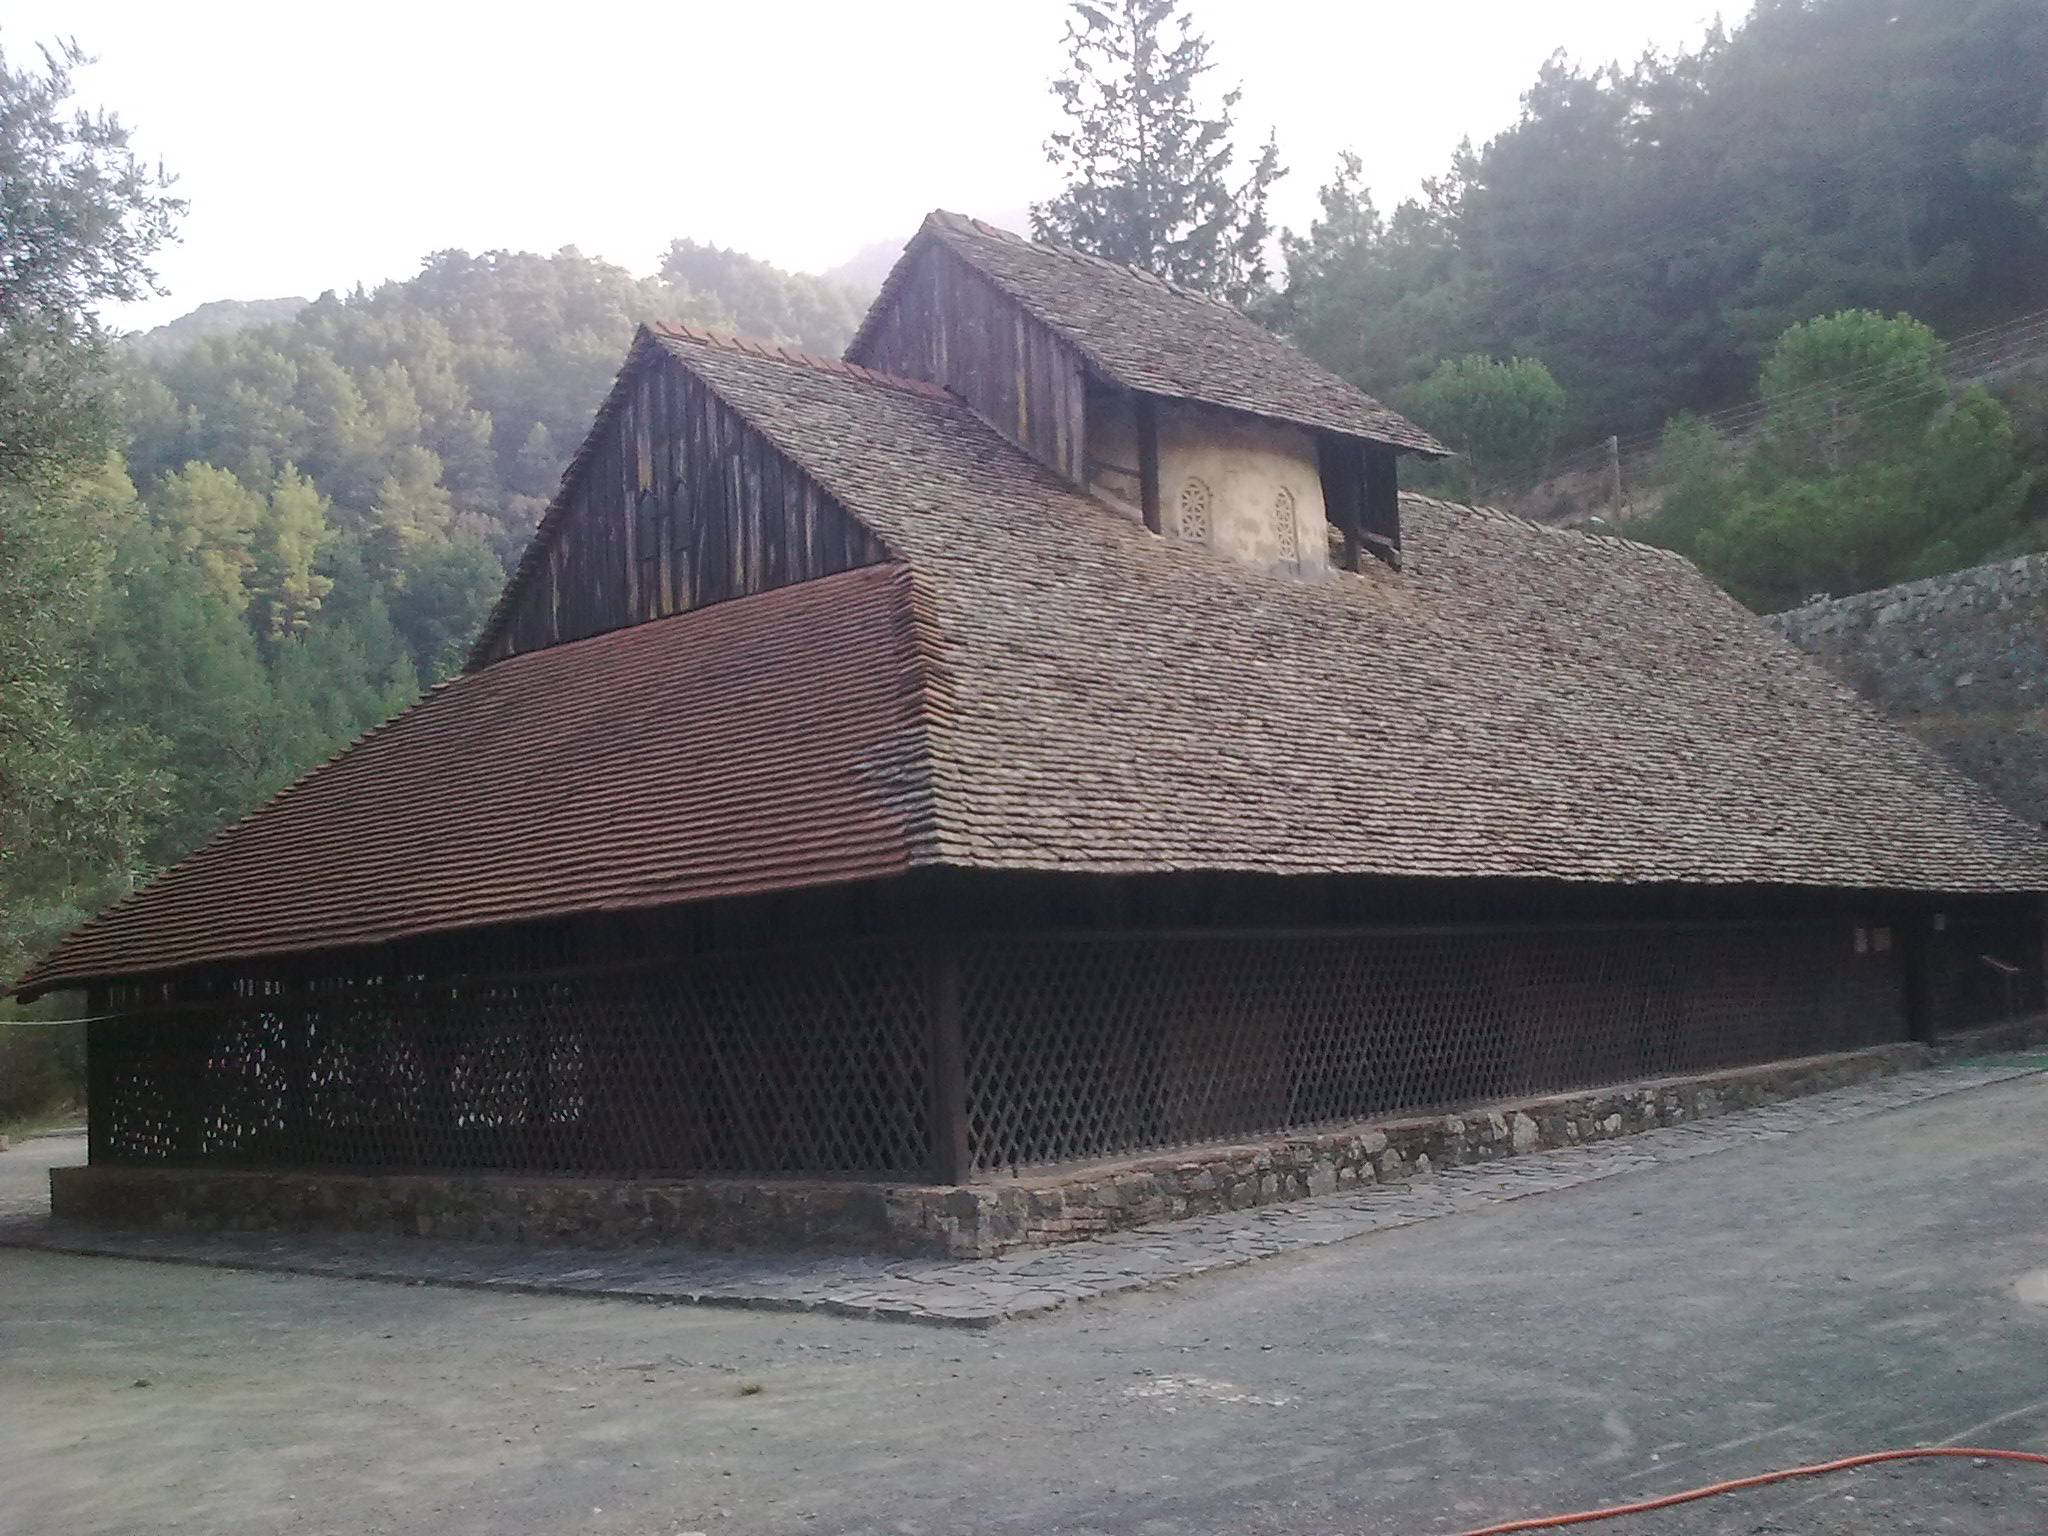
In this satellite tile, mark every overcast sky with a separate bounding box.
[13,0,1726,331]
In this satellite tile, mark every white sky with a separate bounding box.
[11,0,1726,331]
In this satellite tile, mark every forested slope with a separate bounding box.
[1274,0,2048,440]
[3,233,870,989]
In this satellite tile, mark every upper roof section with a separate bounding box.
[847,211,1447,457]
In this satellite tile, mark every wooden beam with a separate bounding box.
[83,984,108,1166]
[2037,894,2048,1015]
[1898,907,1934,1044]
[1134,393,1162,534]
[1362,449,1402,571]
[1315,434,1361,571]
[924,943,971,1185]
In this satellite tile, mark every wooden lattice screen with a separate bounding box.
[86,913,2032,1183]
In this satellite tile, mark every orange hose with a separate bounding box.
[1452,1445,2048,1535]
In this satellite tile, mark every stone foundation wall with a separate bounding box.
[51,1028,2037,1259]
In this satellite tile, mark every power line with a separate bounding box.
[1541,309,2048,481]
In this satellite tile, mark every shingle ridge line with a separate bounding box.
[949,214,1233,309]
[647,321,950,400]
[1400,491,1690,563]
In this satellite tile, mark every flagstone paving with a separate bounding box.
[2,1057,2039,1328]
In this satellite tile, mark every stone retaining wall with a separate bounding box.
[1769,553,2048,826]
[51,1027,2039,1259]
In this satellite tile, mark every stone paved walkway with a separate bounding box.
[2,1057,2040,1328]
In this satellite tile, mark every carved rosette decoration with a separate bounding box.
[1178,476,1212,544]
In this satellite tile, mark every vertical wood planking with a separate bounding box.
[853,242,1092,487]
[489,351,887,662]
[621,384,640,620]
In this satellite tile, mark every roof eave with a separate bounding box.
[1124,382,1450,459]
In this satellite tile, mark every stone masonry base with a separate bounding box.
[50,1025,2044,1259]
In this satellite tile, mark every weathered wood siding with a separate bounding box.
[850,243,1090,486]
[485,352,889,663]
[1316,435,1403,572]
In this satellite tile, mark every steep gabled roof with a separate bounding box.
[466,323,939,670]
[848,210,1447,456]
[19,327,2047,994]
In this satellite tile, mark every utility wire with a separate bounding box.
[1538,316,2048,486]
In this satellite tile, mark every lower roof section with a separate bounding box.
[15,563,943,997]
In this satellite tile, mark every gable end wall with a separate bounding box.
[849,241,1091,486]
[484,353,890,664]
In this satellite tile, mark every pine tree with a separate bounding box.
[252,468,335,641]
[1031,0,1283,307]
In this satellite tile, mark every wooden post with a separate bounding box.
[1134,393,1162,534]
[1363,449,1403,570]
[1316,435,1360,571]
[924,943,971,1186]
[83,984,109,1165]
[1899,908,1935,1044]
[2037,895,2048,1015]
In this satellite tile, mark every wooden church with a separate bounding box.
[17,212,2048,1253]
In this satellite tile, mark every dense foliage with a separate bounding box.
[1397,355,1565,503]
[1636,312,2038,611]
[1,40,180,992]
[1259,0,2048,604]
[1273,0,2048,442]
[1032,0,1282,306]
[0,49,870,1025]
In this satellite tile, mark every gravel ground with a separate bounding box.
[3,1076,2047,1535]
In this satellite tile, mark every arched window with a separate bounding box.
[1272,486,1299,561]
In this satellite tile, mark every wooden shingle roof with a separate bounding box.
[18,329,2047,994]
[665,331,2047,893]
[849,211,1447,456]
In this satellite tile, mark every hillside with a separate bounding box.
[1276,0,2048,447]
[125,296,309,359]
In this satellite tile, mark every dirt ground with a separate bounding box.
[3,1077,2047,1536]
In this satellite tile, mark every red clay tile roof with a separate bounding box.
[848,211,1447,456]
[21,325,2048,994]
[15,563,945,995]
